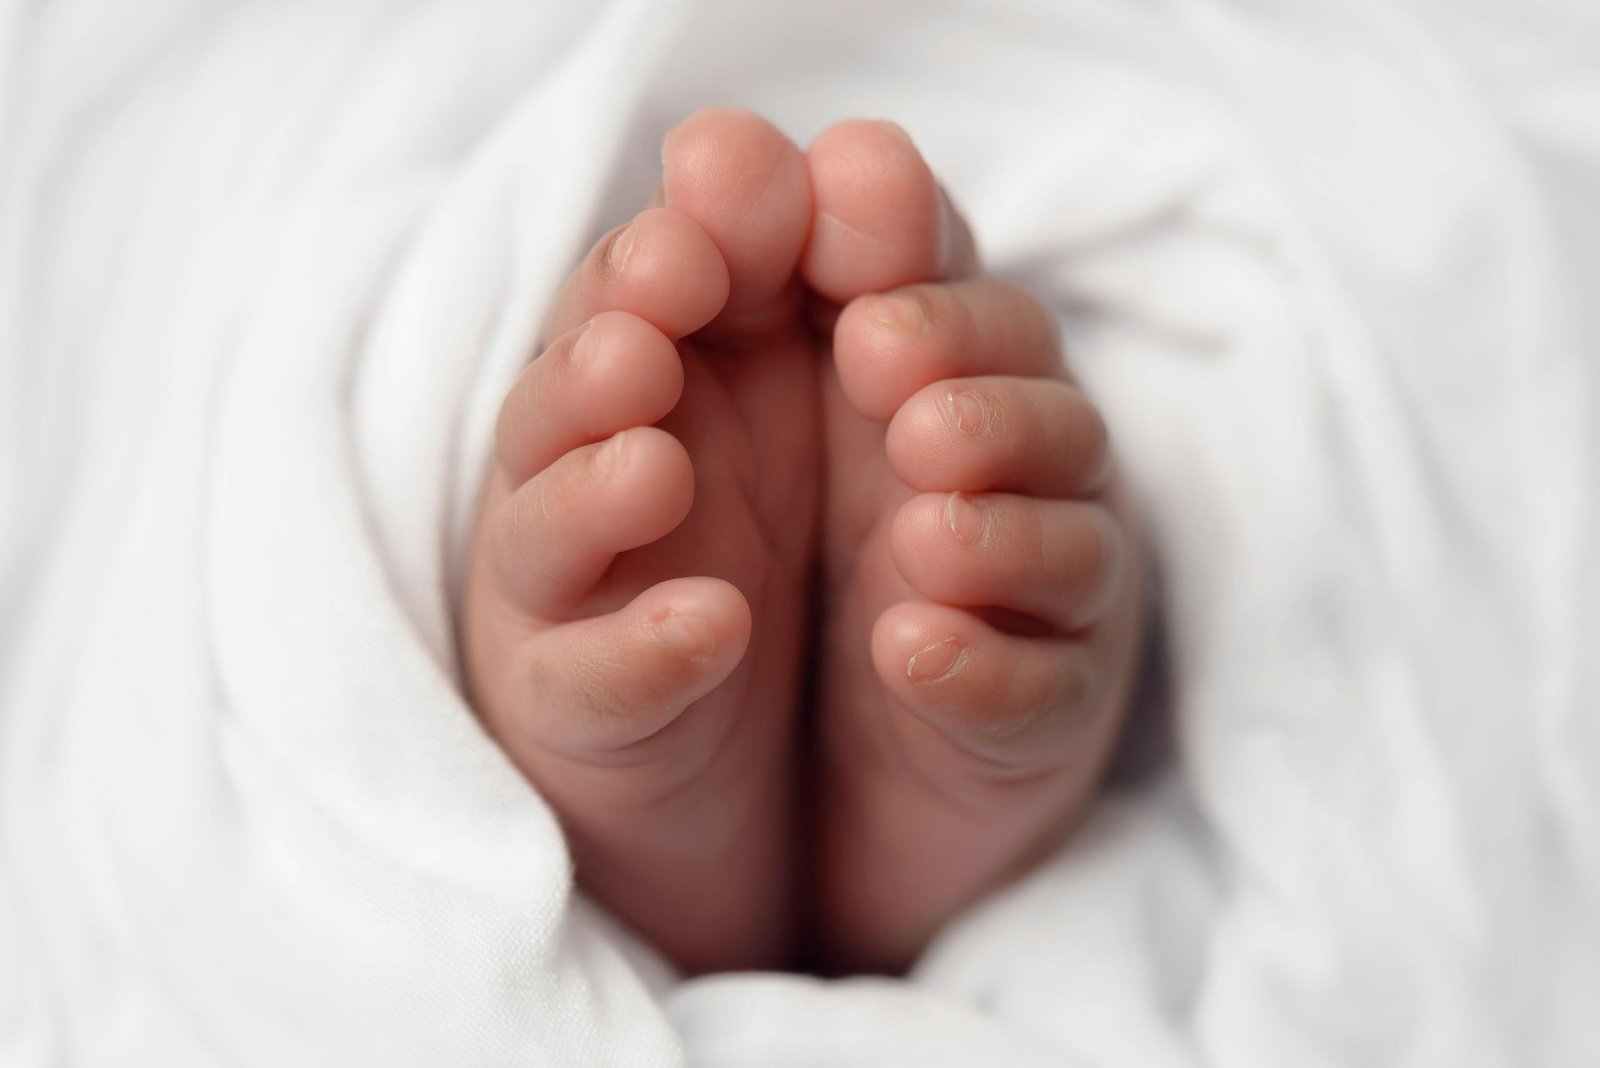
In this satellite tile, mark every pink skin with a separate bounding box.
[463,112,816,974]
[803,119,1145,972]
[461,110,1145,976]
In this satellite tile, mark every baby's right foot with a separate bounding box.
[461,111,819,974]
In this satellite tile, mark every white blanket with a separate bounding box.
[4,0,1598,1064]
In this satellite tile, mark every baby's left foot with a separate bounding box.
[801,122,1147,973]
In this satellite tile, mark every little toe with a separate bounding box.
[889,492,1126,632]
[886,376,1112,498]
[545,207,730,340]
[491,426,694,616]
[832,278,1059,421]
[661,107,812,326]
[496,311,684,482]
[870,601,1100,774]
[499,576,753,762]
[801,119,977,303]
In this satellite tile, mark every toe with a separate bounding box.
[886,376,1112,498]
[491,427,694,615]
[833,278,1059,421]
[661,107,812,325]
[801,119,976,303]
[500,577,753,760]
[496,311,684,482]
[870,601,1101,773]
[545,207,731,340]
[889,493,1126,632]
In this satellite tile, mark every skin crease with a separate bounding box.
[460,109,1146,976]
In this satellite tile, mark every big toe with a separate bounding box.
[662,107,812,322]
[801,119,976,304]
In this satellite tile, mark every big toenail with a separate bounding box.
[873,119,915,148]
[657,611,717,660]
[870,294,926,334]
[606,223,637,277]
[570,321,598,366]
[945,492,991,546]
[906,636,966,682]
[945,389,990,436]
[936,186,960,274]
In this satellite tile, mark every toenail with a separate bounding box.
[569,320,598,366]
[944,492,991,546]
[872,119,915,148]
[944,388,992,436]
[1082,510,1127,616]
[606,223,637,277]
[906,636,966,683]
[935,186,960,275]
[595,431,628,476]
[656,610,717,661]
[869,294,927,334]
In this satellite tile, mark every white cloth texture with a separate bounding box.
[2,0,1598,1064]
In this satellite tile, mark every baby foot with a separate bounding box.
[461,110,818,974]
[801,122,1147,973]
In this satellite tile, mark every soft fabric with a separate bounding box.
[2,0,1597,1064]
